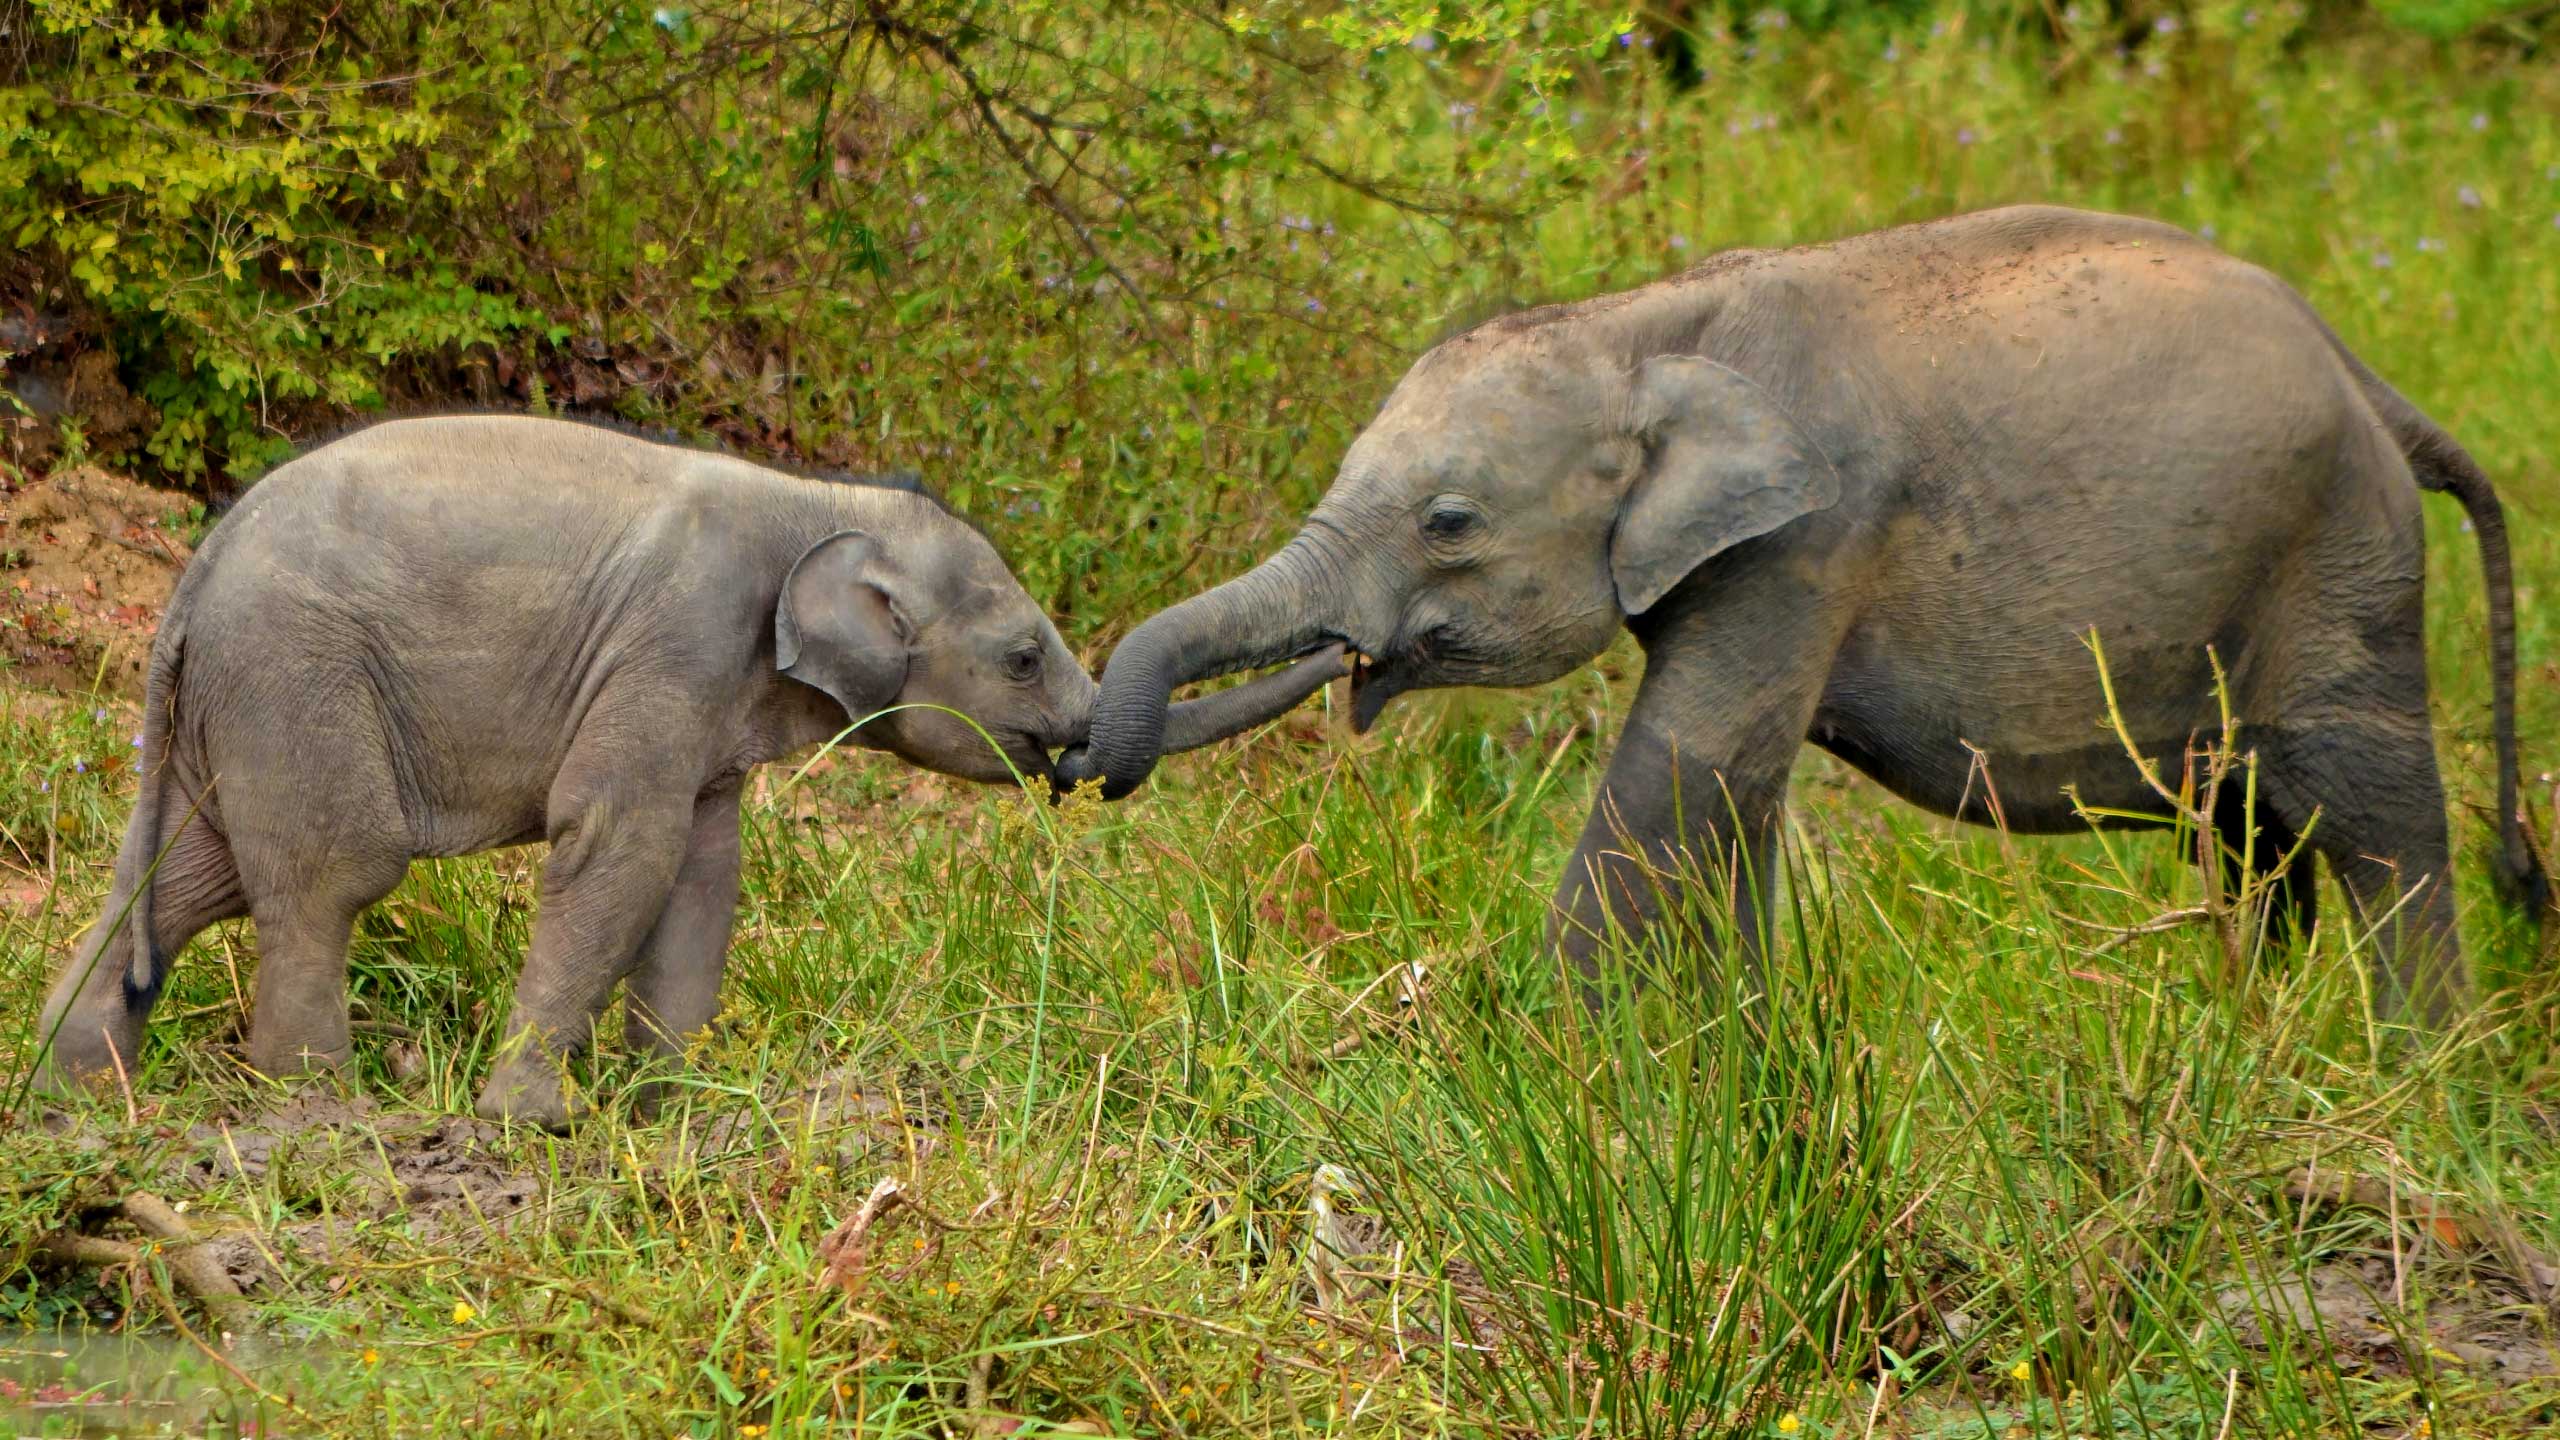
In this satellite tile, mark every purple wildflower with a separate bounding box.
[2458,185,2481,208]
[1956,127,1977,146]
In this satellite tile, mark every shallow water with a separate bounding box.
[1,1332,341,1438]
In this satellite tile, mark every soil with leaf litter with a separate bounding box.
[0,463,195,696]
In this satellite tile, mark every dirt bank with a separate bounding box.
[1,465,197,698]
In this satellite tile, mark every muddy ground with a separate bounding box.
[0,463,197,697]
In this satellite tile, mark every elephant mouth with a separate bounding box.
[1346,648,1413,734]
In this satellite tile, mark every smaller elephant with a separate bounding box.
[34,415,1342,1126]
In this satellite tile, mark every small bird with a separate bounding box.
[1306,1163,1390,1312]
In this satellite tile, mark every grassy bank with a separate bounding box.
[6,6,2560,1437]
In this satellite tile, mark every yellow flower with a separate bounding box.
[837,1383,853,1400]
[451,1301,477,1325]
[944,1281,962,1296]
[2011,1360,2032,1382]
[756,1367,773,1382]
[361,1348,381,1367]
[1778,1416,1800,1435]
[742,1428,766,1438]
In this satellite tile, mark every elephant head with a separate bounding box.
[1057,323,1838,798]
[778,520,1347,791]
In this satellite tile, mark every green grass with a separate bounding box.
[6,9,2560,1437]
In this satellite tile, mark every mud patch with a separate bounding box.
[152,1092,541,1293]
[0,465,196,697]
[2214,1255,2559,1381]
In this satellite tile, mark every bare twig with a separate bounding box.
[815,1175,911,1298]
[119,1192,256,1336]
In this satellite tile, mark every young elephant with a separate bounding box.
[35,415,1342,1126]
[1061,204,2543,1022]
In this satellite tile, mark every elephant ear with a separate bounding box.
[1609,354,1841,616]
[776,529,910,720]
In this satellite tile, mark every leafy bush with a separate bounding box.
[1,1,1636,613]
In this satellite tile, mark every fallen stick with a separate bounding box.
[119,1193,256,1336]
[33,1192,256,1336]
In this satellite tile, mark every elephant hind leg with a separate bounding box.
[2213,782,2317,954]
[2253,711,2458,1024]
[239,852,411,1077]
[37,800,248,1089]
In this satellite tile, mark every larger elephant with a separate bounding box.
[1059,205,2542,1020]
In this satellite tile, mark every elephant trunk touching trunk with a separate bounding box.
[1057,544,1336,799]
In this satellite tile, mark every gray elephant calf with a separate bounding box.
[37,415,1341,1125]
[1062,204,2542,1020]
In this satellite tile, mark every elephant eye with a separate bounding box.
[1004,646,1043,683]
[1422,501,1480,541]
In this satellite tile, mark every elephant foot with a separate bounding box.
[474,1052,579,1131]
[624,1074,684,1123]
[30,997,145,1102]
[27,1057,117,1109]
[246,1018,355,1079]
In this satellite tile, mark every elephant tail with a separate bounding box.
[113,520,228,1012]
[114,596,188,1012]
[2353,366,2547,921]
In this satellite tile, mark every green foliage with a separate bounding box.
[2370,0,2547,38]
[3,0,2560,1435]
[0,0,1627,617]
[4,0,2550,616]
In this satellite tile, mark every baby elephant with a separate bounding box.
[35,415,1342,1126]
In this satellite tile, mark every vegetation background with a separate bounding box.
[2,0,2558,1435]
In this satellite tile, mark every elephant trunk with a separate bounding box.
[1059,540,1336,799]
[1048,660,1100,750]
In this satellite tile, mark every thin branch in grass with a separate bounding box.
[1298,960,1429,1071]
[2055,904,2212,956]
[35,1192,256,1336]
[816,1174,912,1299]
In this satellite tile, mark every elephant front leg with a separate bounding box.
[1548,715,1792,1001]
[476,786,693,1129]
[1546,585,1836,1005]
[622,784,745,1116]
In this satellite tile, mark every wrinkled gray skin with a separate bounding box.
[36,416,1343,1127]
[1062,206,2544,1020]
